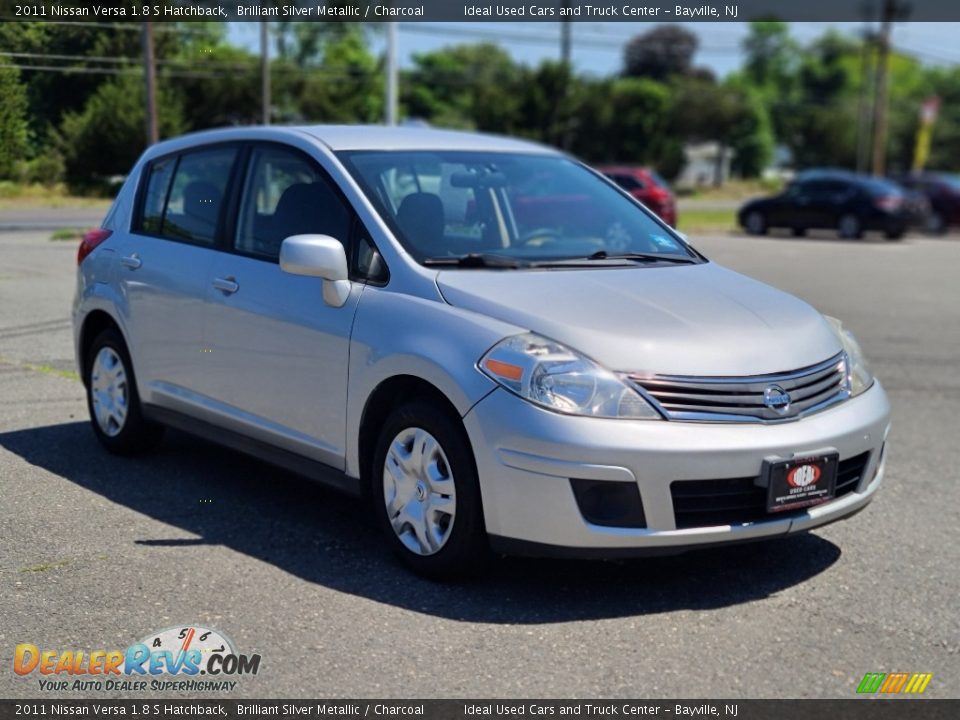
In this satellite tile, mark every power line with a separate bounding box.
[0,61,387,81]
[0,50,258,70]
[0,62,225,79]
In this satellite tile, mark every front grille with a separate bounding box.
[627,353,850,422]
[670,451,871,529]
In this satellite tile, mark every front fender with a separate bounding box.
[345,286,525,479]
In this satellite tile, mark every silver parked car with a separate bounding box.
[73,126,891,578]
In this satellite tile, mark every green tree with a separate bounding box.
[623,25,698,81]
[743,21,800,90]
[515,61,580,148]
[297,29,383,123]
[176,44,262,129]
[403,44,523,131]
[668,76,773,181]
[778,31,860,169]
[0,59,29,179]
[57,73,185,189]
[723,80,775,177]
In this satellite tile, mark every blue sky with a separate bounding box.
[227,21,960,77]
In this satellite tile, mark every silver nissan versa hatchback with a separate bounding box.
[73,126,891,578]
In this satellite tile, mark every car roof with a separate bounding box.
[299,125,558,153]
[141,124,559,158]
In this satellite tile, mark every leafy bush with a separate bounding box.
[0,59,29,179]
[57,73,184,191]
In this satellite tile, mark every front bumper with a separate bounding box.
[463,381,891,556]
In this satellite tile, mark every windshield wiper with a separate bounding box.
[422,253,525,269]
[583,250,697,264]
[528,250,698,268]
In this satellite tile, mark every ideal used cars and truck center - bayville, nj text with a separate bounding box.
[21,4,740,19]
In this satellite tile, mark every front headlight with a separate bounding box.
[825,316,874,397]
[478,333,661,419]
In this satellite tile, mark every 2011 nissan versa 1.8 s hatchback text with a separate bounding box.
[73,126,891,578]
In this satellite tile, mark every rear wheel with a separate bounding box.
[926,210,947,235]
[372,400,489,579]
[744,211,767,235]
[792,226,806,237]
[885,227,906,241]
[85,328,164,455]
[837,213,863,239]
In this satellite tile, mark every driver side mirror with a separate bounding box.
[279,235,351,308]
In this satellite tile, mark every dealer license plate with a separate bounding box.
[764,453,839,513]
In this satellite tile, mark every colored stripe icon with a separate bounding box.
[857,672,933,694]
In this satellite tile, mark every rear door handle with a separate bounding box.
[212,276,239,295]
[120,254,141,270]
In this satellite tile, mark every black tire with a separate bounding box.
[371,400,489,580]
[792,226,806,237]
[884,227,906,241]
[926,211,947,235]
[744,211,768,236]
[84,328,164,455]
[837,213,863,239]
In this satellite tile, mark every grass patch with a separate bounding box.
[0,356,80,381]
[27,362,80,381]
[0,181,111,210]
[50,228,85,241]
[677,208,738,234]
[21,559,71,573]
[680,178,783,201]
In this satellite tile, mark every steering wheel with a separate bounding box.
[519,228,562,247]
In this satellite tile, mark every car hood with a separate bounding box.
[436,263,842,376]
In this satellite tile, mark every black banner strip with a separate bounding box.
[3,0,960,23]
[0,700,958,720]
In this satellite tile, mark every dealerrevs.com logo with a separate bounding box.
[14,625,261,692]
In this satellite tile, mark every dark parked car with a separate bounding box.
[739,172,910,240]
[599,166,677,227]
[893,172,960,233]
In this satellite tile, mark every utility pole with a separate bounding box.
[386,22,398,125]
[560,13,571,66]
[260,21,270,125]
[855,26,875,174]
[558,5,573,149]
[141,22,158,145]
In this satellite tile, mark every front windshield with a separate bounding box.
[338,151,695,265]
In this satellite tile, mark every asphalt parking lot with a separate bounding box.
[1,226,958,699]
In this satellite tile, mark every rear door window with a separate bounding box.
[136,145,239,245]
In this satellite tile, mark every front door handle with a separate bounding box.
[120,254,141,270]
[212,276,239,295]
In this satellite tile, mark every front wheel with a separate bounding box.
[85,328,164,455]
[372,400,489,579]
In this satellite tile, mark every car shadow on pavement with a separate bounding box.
[2,421,842,624]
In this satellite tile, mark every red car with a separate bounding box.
[599,166,677,227]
